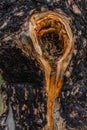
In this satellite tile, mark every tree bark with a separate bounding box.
[0,0,87,130]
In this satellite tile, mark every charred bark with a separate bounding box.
[0,0,87,130]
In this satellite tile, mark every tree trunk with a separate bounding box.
[0,0,87,130]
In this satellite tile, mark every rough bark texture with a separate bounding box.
[0,0,87,130]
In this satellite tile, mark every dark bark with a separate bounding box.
[0,0,87,130]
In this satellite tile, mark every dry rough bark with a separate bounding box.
[0,0,87,130]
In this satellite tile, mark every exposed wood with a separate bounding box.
[16,10,74,130]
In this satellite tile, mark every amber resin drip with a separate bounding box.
[17,10,74,130]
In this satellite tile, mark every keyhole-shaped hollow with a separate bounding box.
[17,10,74,130]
